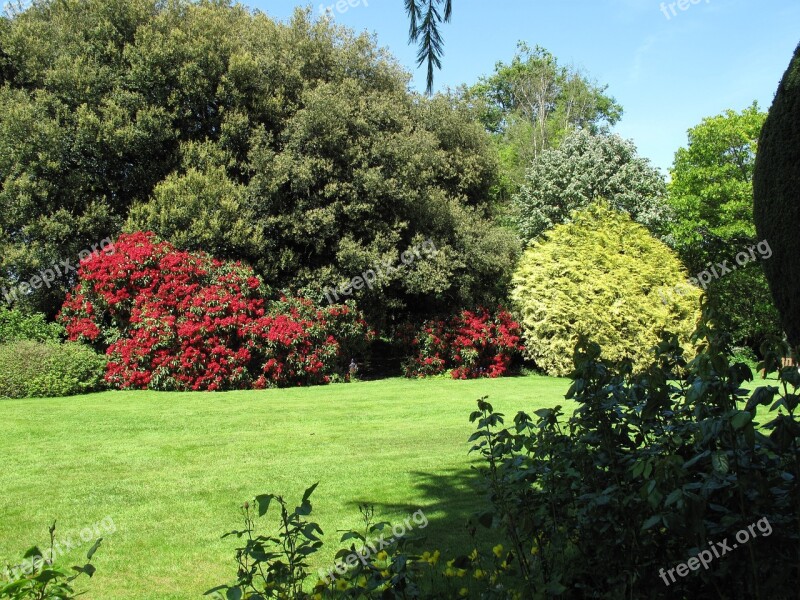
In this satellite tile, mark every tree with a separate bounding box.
[405,0,452,94]
[466,43,623,200]
[512,129,669,244]
[669,103,781,348]
[754,43,800,347]
[0,0,516,329]
[512,202,700,377]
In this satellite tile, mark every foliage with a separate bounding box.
[404,0,452,94]
[0,0,514,327]
[513,129,669,243]
[0,306,63,343]
[0,524,101,600]
[402,307,524,379]
[465,43,623,201]
[209,486,520,599]
[466,308,800,599]
[57,232,373,391]
[754,43,800,346]
[668,103,780,348]
[206,484,324,600]
[512,202,701,376]
[0,340,106,399]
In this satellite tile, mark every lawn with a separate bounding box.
[0,375,570,600]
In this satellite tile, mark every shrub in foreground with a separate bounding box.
[402,307,524,379]
[512,201,701,376]
[209,484,520,600]
[468,311,799,598]
[0,341,106,399]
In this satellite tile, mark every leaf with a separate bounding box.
[226,587,243,600]
[204,585,229,596]
[23,547,43,559]
[86,537,102,560]
[641,515,662,531]
[745,386,778,411]
[302,482,319,503]
[683,450,710,469]
[546,581,568,594]
[477,511,494,529]
[664,489,682,507]
[711,451,729,474]
[255,494,274,517]
[730,411,752,430]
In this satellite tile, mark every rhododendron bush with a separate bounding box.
[57,232,373,391]
[403,308,524,379]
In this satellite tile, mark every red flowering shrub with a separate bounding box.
[57,232,373,390]
[245,296,375,388]
[403,308,524,379]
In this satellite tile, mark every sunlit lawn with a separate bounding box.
[0,375,571,600]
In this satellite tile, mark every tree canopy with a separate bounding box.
[465,43,623,200]
[512,129,669,245]
[0,0,517,329]
[669,103,780,347]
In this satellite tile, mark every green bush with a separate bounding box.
[512,201,701,376]
[754,42,800,345]
[0,306,63,343]
[467,310,800,598]
[0,341,106,399]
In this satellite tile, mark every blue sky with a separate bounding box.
[246,0,799,174]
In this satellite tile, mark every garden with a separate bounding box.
[0,1,798,599]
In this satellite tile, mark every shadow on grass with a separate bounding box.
[345,465,494,556]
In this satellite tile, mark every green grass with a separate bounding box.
[0,375,570,600]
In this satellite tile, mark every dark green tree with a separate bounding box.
[0,0,516,329]
[753,43,800,346]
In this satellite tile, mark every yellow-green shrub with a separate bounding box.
[512,202,701,376]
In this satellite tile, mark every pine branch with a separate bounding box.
[405,0,452,95]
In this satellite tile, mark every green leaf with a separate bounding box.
[664,489,682,507]
[255,494,274,517]
[226,587,243,600]
[86,538,102,560]
[711,451,729,474]
[302,482,319,503]
[642,515,662,531]
[745,386,778,411]
[730,411,752,430]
